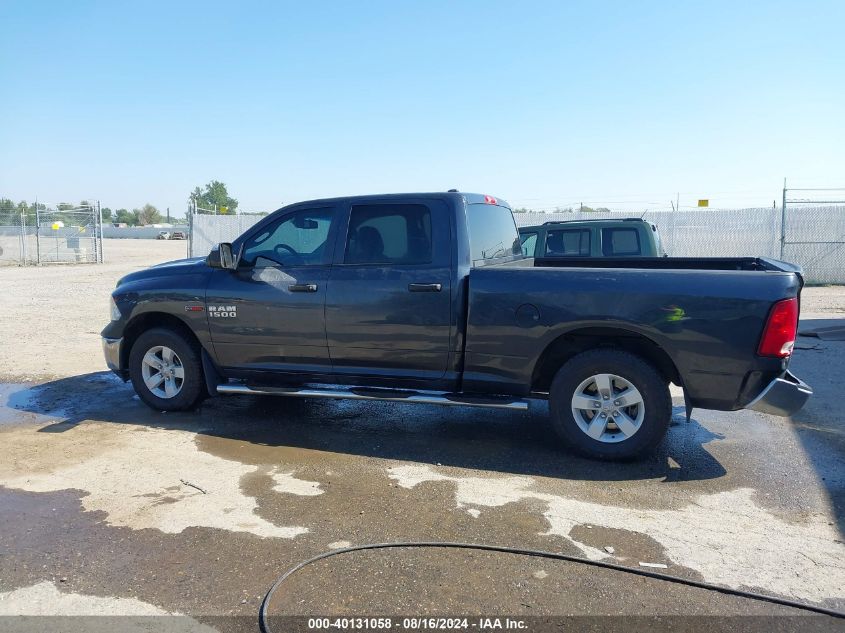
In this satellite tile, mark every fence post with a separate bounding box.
[18,209,25,265]
[780,179,787,260]
[187,202,193,258]
[35,206,41,265]
[97,200,104,263]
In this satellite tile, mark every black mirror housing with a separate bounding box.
[207,243,237,270]
[293,217,319,230]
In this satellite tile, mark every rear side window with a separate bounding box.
[544,229,590,256]
[519,232,538,257]
[345,204,432,265]
[467,203,521,265]
[601,227,641,256]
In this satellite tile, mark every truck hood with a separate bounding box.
[116,257,209,287]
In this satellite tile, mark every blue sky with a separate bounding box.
[1,0,843,214]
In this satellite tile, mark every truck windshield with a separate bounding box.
[467,203,522,266]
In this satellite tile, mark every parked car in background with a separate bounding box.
[102,192,810,460]
[156,231,171,240]
[171,231,186,240]
[519,218,664,258]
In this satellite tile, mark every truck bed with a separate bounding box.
[463,258,803,410]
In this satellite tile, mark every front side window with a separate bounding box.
[344,204,432,265]
[545,229,590,256]
[520,232,538,257]
[601,227,641,256]
[240,208,335,267]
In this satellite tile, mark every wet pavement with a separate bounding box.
[0,333,844,631]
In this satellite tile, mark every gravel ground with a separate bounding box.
[801,285,845,318]
[0,239,187,380]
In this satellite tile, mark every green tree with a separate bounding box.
[101,207,113,221]
[189,180,238,214]
[134,203,162,225]
[114,208,136,225]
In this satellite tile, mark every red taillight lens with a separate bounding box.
[758,297,798,358]
[484,195,497,205]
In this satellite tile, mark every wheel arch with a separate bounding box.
[121,312,203,371]
[531,326,681,393]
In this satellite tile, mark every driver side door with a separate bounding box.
[206,204,339,376]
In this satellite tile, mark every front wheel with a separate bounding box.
[549,349,671,460]
[129,328,205,411]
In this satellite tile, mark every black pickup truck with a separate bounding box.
[102,192,811,459]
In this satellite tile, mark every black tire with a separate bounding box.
[129,327,205,411]
[549,349,671,460]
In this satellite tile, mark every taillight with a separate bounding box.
[484,195,497,205]
[758,298,798,358]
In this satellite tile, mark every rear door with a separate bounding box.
[206,204,339,374]
[325,198,452,380]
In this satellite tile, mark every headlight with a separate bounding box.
[110,296,122,321]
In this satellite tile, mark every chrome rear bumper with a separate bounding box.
[746,370,812,417]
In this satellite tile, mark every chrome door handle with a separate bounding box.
[289,283,318,292]
[408,283,442,292]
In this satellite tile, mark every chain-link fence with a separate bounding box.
[0,208,35,265]
[188,205,845,284]
[780,205,845,284]
[0,204,103,265]
[189,213,264,259]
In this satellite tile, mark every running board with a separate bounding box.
[216,383,529,411]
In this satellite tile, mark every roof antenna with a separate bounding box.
[447,189,459,192]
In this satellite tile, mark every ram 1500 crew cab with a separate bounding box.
[102,192,811,459]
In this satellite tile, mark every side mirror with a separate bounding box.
[207,243,237,270]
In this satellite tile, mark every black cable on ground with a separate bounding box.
[259,541,845,632]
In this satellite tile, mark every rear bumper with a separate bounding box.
[746,370,812,417]
[102,336,124,375]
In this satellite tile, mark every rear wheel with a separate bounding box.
[129,328,205,411]
[549,349,671,460]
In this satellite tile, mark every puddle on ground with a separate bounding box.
[0,382,51,426]
[0,410,320,539]
[388,464,845,604]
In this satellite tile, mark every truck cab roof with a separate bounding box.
[270,191,510,211]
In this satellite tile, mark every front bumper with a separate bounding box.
[746,370,812,417]
[102,336,123,374]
